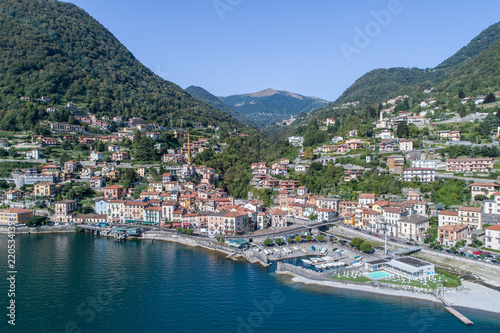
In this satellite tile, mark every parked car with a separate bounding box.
[473,250,484,255]
[491,259,499,265]
[469,254,475,259]
[459,252,466,256]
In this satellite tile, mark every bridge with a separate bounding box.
[224,218,342,240]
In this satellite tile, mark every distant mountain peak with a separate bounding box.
[239,88,305,100]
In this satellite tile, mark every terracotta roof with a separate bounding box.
[458,206,482,213]
[439,211,458,216]
[486,225,500,231]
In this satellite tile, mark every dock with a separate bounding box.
[439,297,473,325]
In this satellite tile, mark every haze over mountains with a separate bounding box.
[219,89,329,127]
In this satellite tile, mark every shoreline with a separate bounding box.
[278,271,500,315]
[6,229,500,315]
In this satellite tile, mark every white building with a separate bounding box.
[288,136,304,146]
[403,168,436,182]
[399,139,413,152]
[375,129,394,140]
[90,151,104,161]
[26,149,39,159]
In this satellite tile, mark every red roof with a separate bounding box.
[486,225,500,231]
[105,185,124,190]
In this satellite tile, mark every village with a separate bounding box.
[1,91,500,260]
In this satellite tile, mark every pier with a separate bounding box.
[439,297,473,325]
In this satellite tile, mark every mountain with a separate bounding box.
[437,38,500,94]
[220,88,329,127]
[329,21,500,108]
[435,21,500,71]
[185,86,259,128]
[0,0,245,131]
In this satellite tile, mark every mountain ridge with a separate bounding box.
[0,0,246,132]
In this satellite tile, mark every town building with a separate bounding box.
[89,176,106,188]
[397,215,429,242]
[457,206,482,230]
[485,225,500,251]
[26,149,39,159]
[34,182,56,197]
[470,182,499,199]
[90,151,104,161]
[54,200,77,223]
[104,185,125,200]
[403,168,436,182]
[387,155,405,174]
[446,158,494,173]
[438,224,468,247]
[398,139,413,152]
[270,208,287,228]
[0,208,33,225]
[438,211,459,227]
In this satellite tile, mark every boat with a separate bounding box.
[301,259,312,265]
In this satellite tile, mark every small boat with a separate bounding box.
[301,259,312,265]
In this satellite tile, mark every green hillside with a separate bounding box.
[436,38,500,95]
[185,85,259,128]
[0,0,244,131]
[435,21,500,71]
[326,21,500,109]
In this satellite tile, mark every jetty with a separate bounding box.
[439,297,473,325]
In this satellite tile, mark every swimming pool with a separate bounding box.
[364,271,393,279]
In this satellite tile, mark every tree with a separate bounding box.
[309,214,318,222]
[133,136,157,161]
[350,237,364,248]
[304,147,314,160]
[306,235,313,242]
[316,235,324,242]
[275,238,282,245]
[60,152,70,164]
[287,237,292,244]
[176,227,182,233]
[360,242,372,253]
[483,93,496,104]
[474,194,486,201]
[263,239,272,247]
[295,235,301,243]
[396,123,409,138]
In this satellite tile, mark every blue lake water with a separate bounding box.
[1,233,499,332]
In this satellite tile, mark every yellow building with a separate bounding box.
[34,182,56,197]
[343,212,355,226]
[0,208,34,225]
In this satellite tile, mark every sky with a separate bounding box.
[66,0,500,101]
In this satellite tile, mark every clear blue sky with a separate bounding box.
[66,0,500,101]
